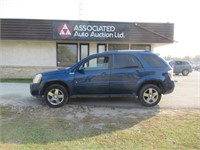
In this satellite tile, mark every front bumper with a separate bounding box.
[30,83,41,96]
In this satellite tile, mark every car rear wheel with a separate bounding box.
[182,69,189,76]
[44,84,69,108]
[138,84,161,107]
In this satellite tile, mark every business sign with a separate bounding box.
[53,21,129,41]
[57,23,73,39]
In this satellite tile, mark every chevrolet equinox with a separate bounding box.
[30,50,175,107]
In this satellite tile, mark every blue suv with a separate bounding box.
[30,50,175,107]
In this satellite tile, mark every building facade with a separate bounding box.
[0,19,174,78]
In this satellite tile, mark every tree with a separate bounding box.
[163,55,173,61]
[183,56,193,61]
[194,55,200,63]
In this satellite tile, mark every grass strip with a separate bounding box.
[0,78,32,83]
[0,107,199,150]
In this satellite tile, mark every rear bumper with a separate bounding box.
[162,80,175,94]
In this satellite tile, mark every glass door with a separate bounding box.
[97,44,107,53]
[80,44,89,60]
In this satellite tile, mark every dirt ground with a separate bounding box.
[1,104,200,134]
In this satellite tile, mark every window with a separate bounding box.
[176,61,188,65]
[141,54,167,68]
[97,44,106,53]
[175,61,182,65]
[131,44,151,51]
[108,44,129,50]
[113,54,142,69]
[81,56,109,71]
[80,44,89,60]
[57,43,77,67]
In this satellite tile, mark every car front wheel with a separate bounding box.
[44,84,69,108]
[182,69,189,76]
[138,84,161,107]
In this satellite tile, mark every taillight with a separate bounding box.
[171,64,174,73]
[168,70,174,81]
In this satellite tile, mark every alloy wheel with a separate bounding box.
[143,88,159,104]
[47,88,64,106]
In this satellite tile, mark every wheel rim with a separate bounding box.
[143,88,159,104]
[183,70,188,75]
[47,89,64,105]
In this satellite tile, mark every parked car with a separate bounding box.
[169,60,192,76]
[190,62,197,70]
[30,50,175,108]
[195,64,200,71]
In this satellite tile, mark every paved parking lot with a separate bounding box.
[160,71,200,108]
[0,71,199,109]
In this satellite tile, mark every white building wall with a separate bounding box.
[0,40,56,67]
[0,40,57,78]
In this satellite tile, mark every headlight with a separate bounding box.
[33,74,42,84]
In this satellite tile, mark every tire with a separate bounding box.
[138,84,161,107]
[182,69,189,76]
[44,84,69,108]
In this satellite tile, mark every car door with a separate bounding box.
[174,61,182,73]
[74,55,110,95]
[110,54,144,94]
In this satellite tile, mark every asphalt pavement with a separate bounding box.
[0,71,199,109]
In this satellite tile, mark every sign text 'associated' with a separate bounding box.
[73,25,125,38]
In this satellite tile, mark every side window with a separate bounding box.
[176,61,183,65]
[141,54,167,68]
[113,54,142,69]
[81,56,109,71]
[182,61,188,65]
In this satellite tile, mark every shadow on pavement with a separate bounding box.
[69,97,145,109]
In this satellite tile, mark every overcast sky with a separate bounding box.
[1,0,200,57]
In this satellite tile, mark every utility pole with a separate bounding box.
[79,0,83,20]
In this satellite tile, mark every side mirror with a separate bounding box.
[78,65,85,73]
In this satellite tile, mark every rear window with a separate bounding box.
[141,54,167,68]
[181,61,189,65]
[113,54,142,69]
